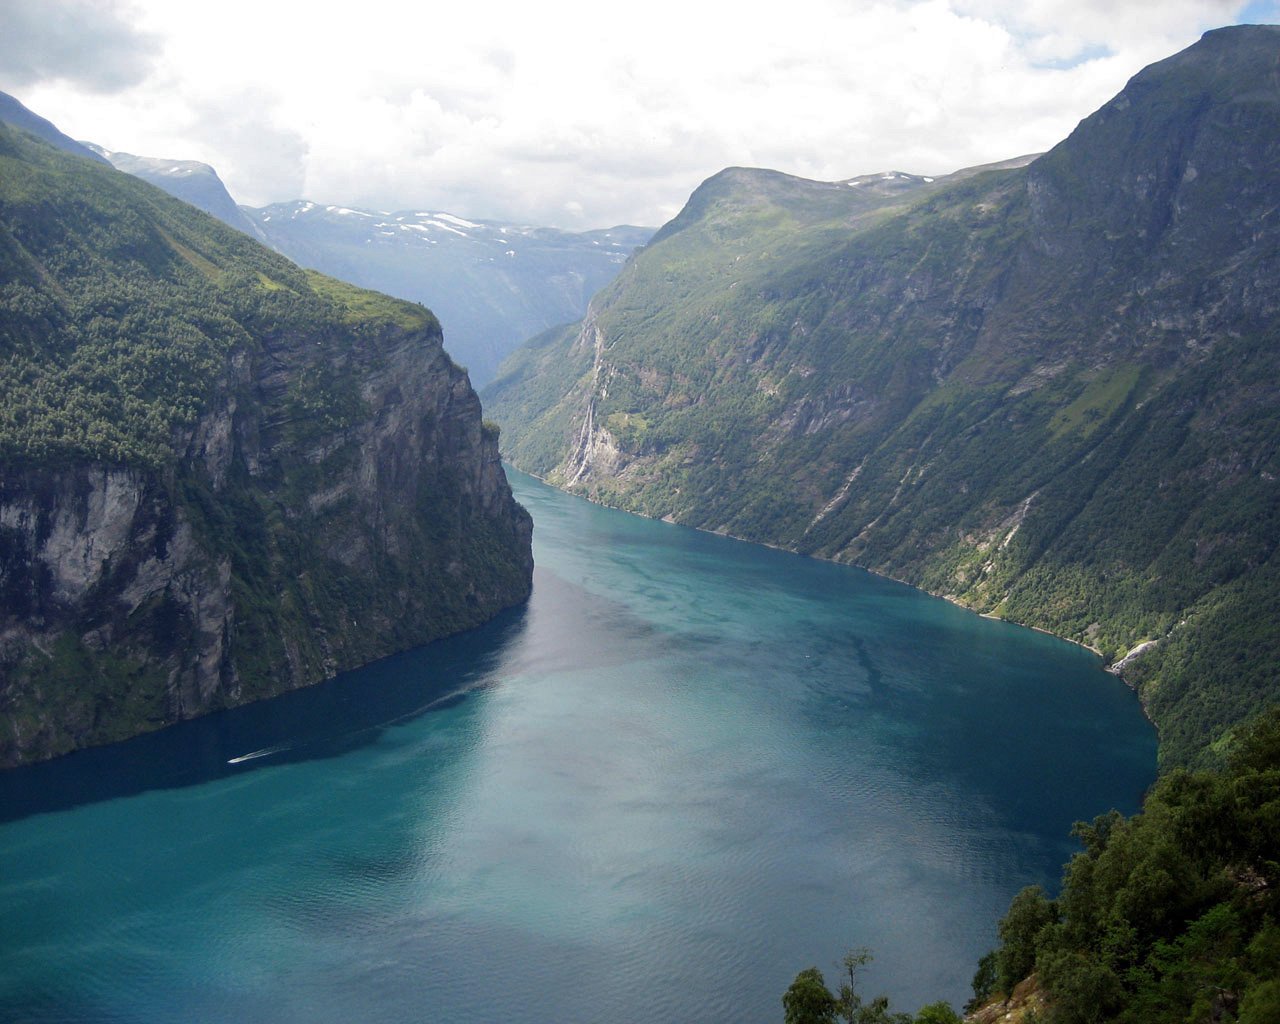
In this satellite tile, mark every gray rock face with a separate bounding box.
[0,317,532,769]
[0,109,534,767]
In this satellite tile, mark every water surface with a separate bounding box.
[0,470,1155,1022]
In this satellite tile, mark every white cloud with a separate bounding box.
[0,0,1261,227]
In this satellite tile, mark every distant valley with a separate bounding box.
[243,202,651,386]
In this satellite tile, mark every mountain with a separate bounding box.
[84,143,265,239]
[483,25,1280,769]
[245,202,651,386]
[0,118,533,766]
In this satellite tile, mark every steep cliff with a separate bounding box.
[484,26,1280,767]
[0,121,533,766]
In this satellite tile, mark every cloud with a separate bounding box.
[182,91,310,203]
[0,0,159,93]
[6,0,1259,228]
[955,0,1241,60]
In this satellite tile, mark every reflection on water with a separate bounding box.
[0,604,530,824]
[0,470,1155,1023]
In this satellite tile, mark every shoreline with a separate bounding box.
[504,461,1158,731]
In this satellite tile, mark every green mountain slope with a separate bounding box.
[0,120,533,766]
[483,25,1280,769]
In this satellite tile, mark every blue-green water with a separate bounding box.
[0,470,1155,1023]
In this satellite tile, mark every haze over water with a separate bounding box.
[0,470,1155,1023]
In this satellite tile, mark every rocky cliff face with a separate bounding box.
[0,120,532,767]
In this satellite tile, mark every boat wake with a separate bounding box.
[227,744,290,765]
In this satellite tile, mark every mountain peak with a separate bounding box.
[1027,21,1280,269]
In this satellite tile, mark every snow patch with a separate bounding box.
[433,212,481,229]
[426,220,468,237]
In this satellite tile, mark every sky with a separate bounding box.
[1,0,1277,229]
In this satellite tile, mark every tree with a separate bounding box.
[832,949,911,1024]
[784,967,838,1024]
[784,949,954,1024]
[1036,949,1122,1024]
[835,947,874,1023]
[997,885,1056,993]
[968,949,998,1010]
[1239,978,1280,1024]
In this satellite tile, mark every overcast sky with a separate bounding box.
[1,0,1277,228]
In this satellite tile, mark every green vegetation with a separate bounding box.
[301,269,436,331]
[1047,365,1142,441]
[969,706,1280,1023]
[485,26,1280,770]
[0,120,433,469]
[783,949,961,1024]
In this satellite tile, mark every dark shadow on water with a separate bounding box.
[0,603,531,825]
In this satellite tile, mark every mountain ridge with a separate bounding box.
[0,91,108,165]
[0,90,653,390]
[484,25,1280,769]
